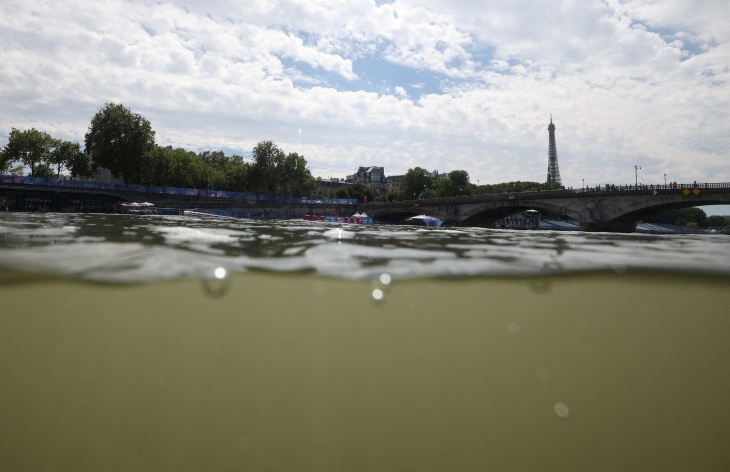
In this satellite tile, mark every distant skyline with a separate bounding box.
[1,0,728,194]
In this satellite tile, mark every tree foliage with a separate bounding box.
[326,183,376,203]
[251,141,285,194]
[50,140,84,179]
[419,187,438,199]
[347,183,376,203]
[85,103,156,184]
[279,152,317,197]
[400,167,434,200]
[0,147,7,173]
[643,207,709,227]
[476,181,560,194]
[4,107,316,198]
[3,128,56,176]
[708,215,727,227]
[435,170,472,197]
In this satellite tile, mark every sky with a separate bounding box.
[1,0,729,196]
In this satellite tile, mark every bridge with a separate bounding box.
[2,179,729,232]
[365,183,730,232]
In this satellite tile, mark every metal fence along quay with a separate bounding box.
[575,182,730,192]
[0,174,357,205]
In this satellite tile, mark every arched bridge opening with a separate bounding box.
[603,199,730,231]
[458,201,581,228]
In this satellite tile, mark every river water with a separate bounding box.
[2,213,730,471]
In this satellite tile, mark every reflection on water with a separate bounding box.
[1,213,729,283]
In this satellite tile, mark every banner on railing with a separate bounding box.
[0,175,357,205]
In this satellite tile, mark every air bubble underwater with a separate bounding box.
[202,267,231,297]
[554,403,570,418]
[370,273,392,302]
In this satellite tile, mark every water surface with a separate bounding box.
[1,213,729,282]
[1,213,729,471]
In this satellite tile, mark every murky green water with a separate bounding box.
[1,213,730,471]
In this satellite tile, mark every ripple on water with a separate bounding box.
[0,213,729,283]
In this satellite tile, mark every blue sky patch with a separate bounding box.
[280,54,455,97]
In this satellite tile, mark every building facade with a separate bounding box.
[347,166,386,194]
[385,175,405,194]
[310,177,348,200]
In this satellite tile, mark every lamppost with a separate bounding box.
[582,179,584,191]
[634,165,641,187]
[664,173,667,186]
[477,179,480,195]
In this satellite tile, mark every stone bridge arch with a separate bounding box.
[456,200,583,226]
[592,193,730,232]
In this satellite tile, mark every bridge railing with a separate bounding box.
[573,182,730,193]
[0,174,357,205]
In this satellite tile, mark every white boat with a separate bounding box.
[404,214,442,227]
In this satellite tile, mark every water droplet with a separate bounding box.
[371,273,392,290]
[538,369,551,382]
[372,288,384,301]
[554,403,570,418]
[611,262,626,273]
[507,323,520,335]
[202,267,230,297]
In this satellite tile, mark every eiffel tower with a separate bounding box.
[547,114,562,186]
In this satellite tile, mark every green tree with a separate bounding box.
[419,187,438,199]
[146,146,174,186]
[49,140,84,178]
[8,165,25,176]
[3,128,55,176]
[167,148,208,189]
[400,167,434,200]
[34,165,55,178]
[347,183,376,203]
[476,181,559,195]
[85,103,156,184]
[0,147,8,173]
[226,162,253,192]
[434,170,472,198]
[329,187,351,199]
[68,149,96,179]
[251,141,285,194]
[708,215,726,227]
[643,207,709,227]
[279,152,316,198]
[199,150,232,170]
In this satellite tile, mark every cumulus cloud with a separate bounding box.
[0,0,727,187]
